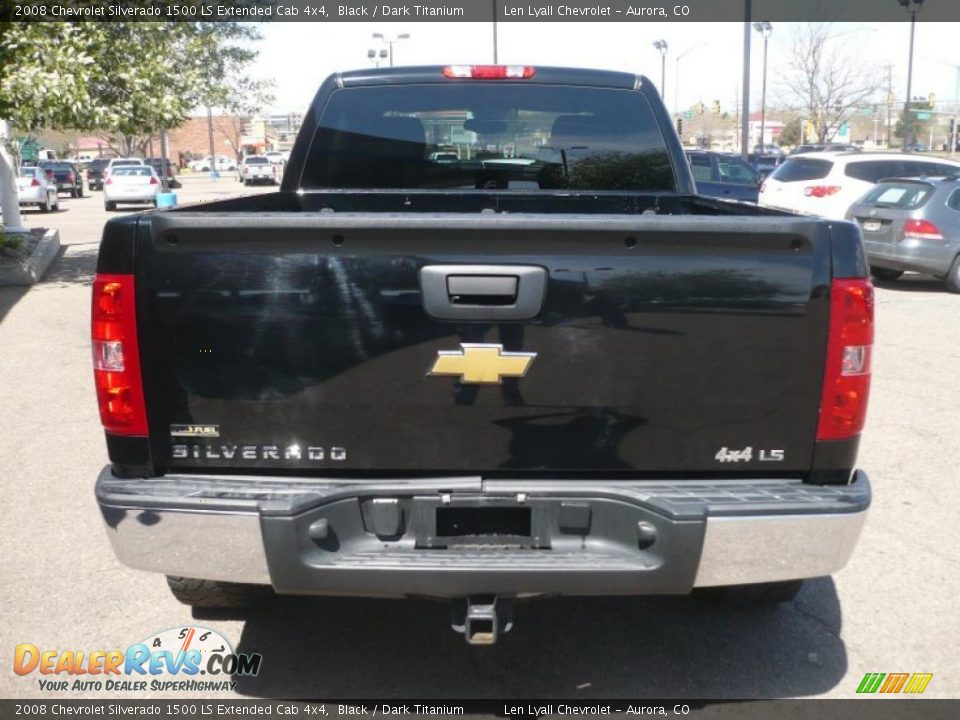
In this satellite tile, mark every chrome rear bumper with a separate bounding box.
[97,468,869,595]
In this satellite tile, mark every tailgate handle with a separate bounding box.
[420,265,546,321]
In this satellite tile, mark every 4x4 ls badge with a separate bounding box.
[428,343,536,384]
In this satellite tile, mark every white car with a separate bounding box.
[104,158,144,180]
[236,156,278,185]
[189,155,237,172]
[103,166,161,211]
[16,166,60,212]
[265,151,287,165]
[759,152,960,219]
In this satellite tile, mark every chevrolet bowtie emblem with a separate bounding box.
[428,343,537,384]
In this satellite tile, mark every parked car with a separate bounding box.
[265,151,287,165]
[686,150,760,202]
[846,176,960,291]
[236,155,278,185]
[752,144,783,155]
[748,153,785,181]
[38,160,85,197]
[15,166,60,212]
[189,155,236,172]
[93,66,874,641]
[103,165,160,211]
[145,158,181,189]
[86,158,111,191]
[104,158,145,181]
[759,151,960,219]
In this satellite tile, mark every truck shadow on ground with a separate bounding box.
[222,578,847,698]
[0,244,97,325]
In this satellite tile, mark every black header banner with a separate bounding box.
[7,0,960,23]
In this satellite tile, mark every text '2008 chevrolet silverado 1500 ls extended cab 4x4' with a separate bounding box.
[93,65,872,644]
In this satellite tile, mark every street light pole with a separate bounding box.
[653,40,668,100]
[898,0,925,149]
[752,22,772,152]
[740,0,752,161]
[372,32,411,67]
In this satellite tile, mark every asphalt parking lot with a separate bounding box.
[0,175,957,701]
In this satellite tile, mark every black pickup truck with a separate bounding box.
[93,66,873,644]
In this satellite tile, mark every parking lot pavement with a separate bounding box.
[0,180,957,700]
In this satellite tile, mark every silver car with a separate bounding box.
[15,166,60,212]
[846,176,960,292]
[103,166,160,211]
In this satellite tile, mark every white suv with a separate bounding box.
[759,152,960,219]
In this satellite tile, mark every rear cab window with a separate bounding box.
[770,157,832,182]
[244,157,270,165]
[300,84,677,191]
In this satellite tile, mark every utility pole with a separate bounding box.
[206,106,218,180]
[898,0,925,149]
[740,0,752,161]
[492,0,498,62]
[886,63,894,149]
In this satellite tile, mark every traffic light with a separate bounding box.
[676,116,684,136]
[928,93,936,109]
[834,99,843,113]
[950,118,956,134]
[696,101,705,115]
[712,100,721,115]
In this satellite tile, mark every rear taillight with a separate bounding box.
[903,218,943,241]
[816,278,874,441]
[67,171,75,182]
[91,274,148,436]
[759,181,767,194]
[30,178,41,187]
[149,176,158,185]
[442,65,536,79]
[804,185,842,197]
[105,177,112,185]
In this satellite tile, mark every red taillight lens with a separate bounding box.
[442,65,536,79]
[92,274,148,436]
[816,279,874,441]
[149,176,158,185]
[68,171,75,181]
[105,177,112,185]
[30,178,41,187]
[903,218,943,241]
[803,185,842,197]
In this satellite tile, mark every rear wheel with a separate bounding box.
[104,200,116,211]
[70,188,78,198]
[945,256,960,294]
[77,186,84,198]
[701,579,804,606]
[39,194,51,213]
[166,576,273,609]
[871,266,903,282]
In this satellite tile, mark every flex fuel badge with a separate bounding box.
[169,424,219,438]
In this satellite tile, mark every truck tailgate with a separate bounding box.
[136,212,831,476]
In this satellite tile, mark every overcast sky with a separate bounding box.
[251,21,960,117]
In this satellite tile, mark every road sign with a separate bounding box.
[915,112,931,121]
[683,111,692,120]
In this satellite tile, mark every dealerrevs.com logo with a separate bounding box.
[14,626,262,693]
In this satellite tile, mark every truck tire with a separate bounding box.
[104,200,116,211]
[945,256,960,294]
[166,576,273,609]
[871,267,903,282]
[40,194,51,213]
[702,579,804,606]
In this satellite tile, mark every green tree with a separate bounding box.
[0,16,266,228]
[780,117,801,147]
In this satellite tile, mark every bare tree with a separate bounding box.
[213,115,247,162]
[781,24,883,143]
